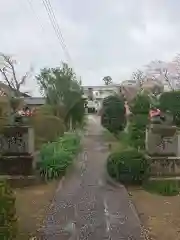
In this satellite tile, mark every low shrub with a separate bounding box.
[128,114,149,149]
[129,93,150,115]
[128,93,150,150]
[107,149,147,184]
[38,132,81,180]
[29,115,65,148]
[143,180,180,196]
[107,149,148,185]
[0,180,18,239]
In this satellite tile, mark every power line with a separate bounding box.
[26,0,80,79]
[26,0,58,59]
[44,0,67,48]
[42,0,73,66]
[45,0,73,65]
[42,0,64,45]
[26,0,45,33]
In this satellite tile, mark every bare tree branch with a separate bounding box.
[0,68,14,90]
[131,69,145,89]
[163,69,174,91]
[0,53,33,96]
[0,53,19,89]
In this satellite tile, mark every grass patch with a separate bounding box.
[143,180,180,196]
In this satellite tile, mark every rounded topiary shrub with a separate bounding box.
[0,180,18,239]
[107,149,148,185]
[101,95,126,134]
[128,93,150,150]
[128,114,149,149]
[30,115,65,143]
[129,93,150,115]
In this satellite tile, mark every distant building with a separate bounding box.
[121,80,137,87]
[83,84,121,98]
[0,84,121,115]
[82,84,121,112]
[23,97,45,109]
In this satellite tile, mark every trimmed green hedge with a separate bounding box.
[129,93,150,115]
[128,114,149,149]
[107,149,148,185]
[128,93,150,150]
[101,95,126,134]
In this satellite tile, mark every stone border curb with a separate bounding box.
[35,152,80,239]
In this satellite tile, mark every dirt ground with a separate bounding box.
[14,181,58,239]
[130,187,180,240]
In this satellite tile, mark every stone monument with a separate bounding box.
[146,111,180,178]
[0,125,35,187]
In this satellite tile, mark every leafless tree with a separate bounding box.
[0,53,32,97]
[171,53,180,90]
[145,60,174,91]
[131,69,145,89]
[162,68,174,91]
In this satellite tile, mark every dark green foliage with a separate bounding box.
[130,93,150,115]
[101,95,126,134]
[103,76,112,85]
[107,149,147,185]
[143,180,179,196]
[0,180,17,239]
[38,133,80,180]
[66,96,85,128]
[36,62,85,129]
[159,91,180,126]
[128,115,149,149]
[128,94,150,149]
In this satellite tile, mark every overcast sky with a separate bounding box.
[1,0,180,96]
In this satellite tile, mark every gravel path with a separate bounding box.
[39,115,143,239]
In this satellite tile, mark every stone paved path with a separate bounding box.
[39,115,143,239]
